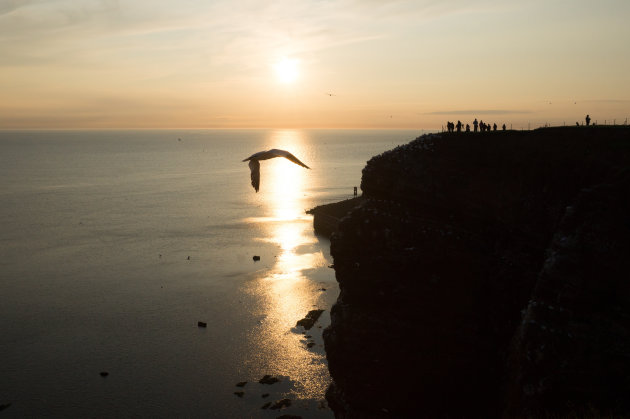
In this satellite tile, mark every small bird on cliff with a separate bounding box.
[242,149,310,192]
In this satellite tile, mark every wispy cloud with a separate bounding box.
[581,99,630,104]
[0,0,512,68]
[426,109,533,115]
[0,0,23,16]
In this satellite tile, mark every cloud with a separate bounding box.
[0,0,22,16]
[0,0,510,68]
[581,99,630,104]
[426,109,533,115]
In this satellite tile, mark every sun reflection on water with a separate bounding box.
[242,130,333,402]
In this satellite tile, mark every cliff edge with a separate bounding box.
[322,127,630,418]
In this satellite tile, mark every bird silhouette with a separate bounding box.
[242,149,310,192]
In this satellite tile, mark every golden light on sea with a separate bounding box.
[242,130,331,401]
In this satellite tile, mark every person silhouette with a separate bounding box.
[502,124,506,131]
[493,123,497,131]
[456,120,462,132]
[473,118,478,132]
[585,114,591,126]
[466,124,470,132]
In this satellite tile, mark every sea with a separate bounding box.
[0,128,424,418]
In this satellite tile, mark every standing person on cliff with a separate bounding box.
[473,118,478,132]
[586,114,591,126]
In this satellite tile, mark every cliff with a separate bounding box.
[321,127,630,418]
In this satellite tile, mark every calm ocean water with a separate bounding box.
[0,129,423,418]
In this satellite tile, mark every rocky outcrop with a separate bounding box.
[307,197,364,237]
[322,127,630,418]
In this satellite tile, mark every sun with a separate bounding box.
[274,57,299,83]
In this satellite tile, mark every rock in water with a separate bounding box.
[296,309,324,330]
[258,375,280,385]
[269,398,292,410]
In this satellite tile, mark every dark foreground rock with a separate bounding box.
[322,127,630,418]
[506,170,630,416]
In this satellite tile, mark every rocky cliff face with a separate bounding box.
[322,127,630,418]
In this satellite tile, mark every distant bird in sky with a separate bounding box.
[325,92,336,96]
[242,149,310,192]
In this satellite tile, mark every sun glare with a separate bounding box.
[274,57,299,83]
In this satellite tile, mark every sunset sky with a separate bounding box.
[1,0,629,129]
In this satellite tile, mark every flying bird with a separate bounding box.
[242,149,310,192]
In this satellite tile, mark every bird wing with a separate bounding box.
[248,159,260,192]
[268,149,310,169]
[242,150,266,162]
